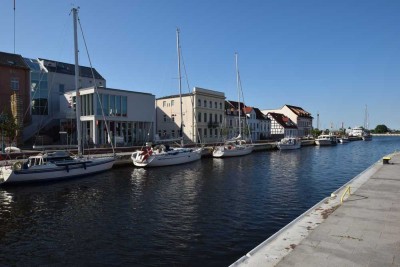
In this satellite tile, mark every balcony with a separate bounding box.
[208,122,220,128]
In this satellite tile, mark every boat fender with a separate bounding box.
[13,161,23,171]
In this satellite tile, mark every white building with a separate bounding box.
[267,112,298,140]
[262,104,313,137]
[243,107,271,141]
[61,87,155,146]
[156,87,225,144]
[23,58,106,143]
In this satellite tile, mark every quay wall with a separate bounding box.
[230,152,394,267]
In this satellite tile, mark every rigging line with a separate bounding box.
[179,45,203,145]
[77,14,115,155]
[237,72,253,143]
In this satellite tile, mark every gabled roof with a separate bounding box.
[38,58,105,80]
[225,100,246,117]
[254,107,270,120]
[0,51,29,70]
[285,104,313,118]
[268,112,297,129]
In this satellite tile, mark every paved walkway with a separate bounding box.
[232,153,400,267]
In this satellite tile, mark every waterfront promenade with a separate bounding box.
[232,152,400,267]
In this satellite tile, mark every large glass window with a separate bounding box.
[109,95,115,116]
[96,94,103,115]
[102,94,109,116]
[116,95,121,116]
[122,96,127,117]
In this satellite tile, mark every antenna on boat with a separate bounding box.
[176,28,184,147]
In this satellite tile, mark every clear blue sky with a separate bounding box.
[1,0,400,130]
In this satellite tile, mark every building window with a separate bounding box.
[204,100,207,107]
[209,128,212,136]
[171,130,175,137]
[116,95,121,116]
[11,78,19,90]
[198,112,201,122]
[220,114,222,123]
[198,99,201,107]
[171,100,174,106]
[31,98,48,115]
[220,102,222,109]
[164,115,167,122]
[204,113,207,122]
[109,95,115,116]
[122,96,127,116]
[204,128,207,137]
[214,114,217,123]
[214,102,217,108]
[209,101,212,108]
[163,101,166,107]
[59,84,65,94]
[215,128,218,137]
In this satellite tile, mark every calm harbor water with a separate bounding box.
[1,136,399,266]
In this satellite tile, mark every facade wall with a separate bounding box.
[156,87,225,144]
[262,106,312,137]
[193,87,225,143]
[0,65,30,124]
[61,87,155,146]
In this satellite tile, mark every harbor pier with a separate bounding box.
[231,152,400,266]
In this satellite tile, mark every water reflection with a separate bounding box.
[1,137,400,266]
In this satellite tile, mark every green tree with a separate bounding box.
[311,128,322,137]
[0,111,18,147]
[375,124,389,133]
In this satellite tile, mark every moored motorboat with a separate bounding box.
[315,134,337,146]
[277,137,301,150]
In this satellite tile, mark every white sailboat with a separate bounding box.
[213,53,254,158]
[0,8,115,185]
[362,105,372,141]
[131,29,202,167]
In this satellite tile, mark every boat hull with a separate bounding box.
[315,139,337,146]
[132,148,202,167]
[277,143,301,150]
[0,157,115,185]
[277,138,301,150]
[212,145,254,158]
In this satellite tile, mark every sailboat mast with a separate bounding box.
[176,28,184,147]
[235,52,241,140]
[73,8,82,156]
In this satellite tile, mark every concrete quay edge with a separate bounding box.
[230,151,398,267]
